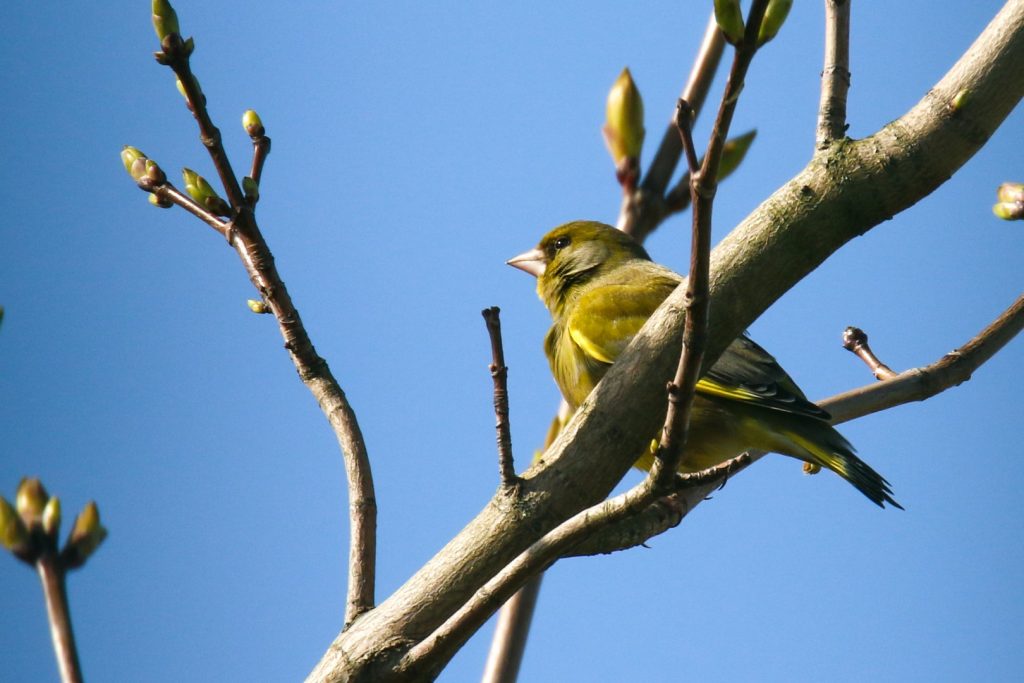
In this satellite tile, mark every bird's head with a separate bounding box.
[507,220,650,314]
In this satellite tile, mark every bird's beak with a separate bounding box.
[506,247,546,278]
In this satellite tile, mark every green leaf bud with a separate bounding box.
[951,88,971,113]
[716,129,757,181]
[122,146,149,182]
[242,110,265,138]
[602,68,645,166]
[243,176,260,203]
[16,477,48,528]
[65,501,107,566]
[992,201,1024,221]
[152,0,181,41]
[247,299,270,314]
[757,0,793,46]
[182,168,230,215]
[714,0,745,44]
[0,496,29,550]
[996,182,1024,204]
[148,193,173,209]
[42,496,61,538]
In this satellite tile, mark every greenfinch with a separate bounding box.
[508,220,900,508]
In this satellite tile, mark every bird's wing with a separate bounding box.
[566,276,677,365]
[700,335,831,420]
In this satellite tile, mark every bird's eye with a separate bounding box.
[553,236,571,250]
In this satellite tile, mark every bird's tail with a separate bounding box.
[774,421,902,509]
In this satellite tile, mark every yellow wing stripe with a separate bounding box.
[568,325,615,364]
[696,377,768,403]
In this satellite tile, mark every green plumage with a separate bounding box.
[509,220,900,508]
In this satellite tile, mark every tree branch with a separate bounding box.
[308,4,1024,680]
[620,11,726,240]
[150,22,378,626]
[565,292,1024,555]
[817,0,852,146]
[843,326,898,380]
[482,307,518,489]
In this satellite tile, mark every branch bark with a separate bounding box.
[817,0,852,146]
[308,3,1024,680]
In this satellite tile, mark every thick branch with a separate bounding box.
[308,4,1024,680]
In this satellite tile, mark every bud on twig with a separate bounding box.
[182,168,231,216]
[242,110,265,138]
[714,129,757,182]
[149,193,173,209]
[175,75,204,107]
[121,147,166,190]
[714,0,745,44]
[16,477,48,529]
[247,299,270,314]
[602,68,645,169]
[243,176,260,204]
[993,182,1024,220]
[63,501,107,568]
[0,496,29,551]
[152,0,180,41]
[42,496,62,538]
[757,0,793,46]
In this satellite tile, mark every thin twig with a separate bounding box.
[249,135,272,187]
[654,2,770,488]
[482,307,518,488]
[37,555,82,683]
[157,35,245,210]
[817,0,852,146]
[642,11,726,199]
[843,326,898,380]
[153,27,377,625]
[826,294,1024,423]
[153,183,229,236]
[621,12,726,240]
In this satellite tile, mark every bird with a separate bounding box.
[507,220,900,508]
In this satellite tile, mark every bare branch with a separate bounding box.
[655,3,769,487]
[843,326,898,380]
[642,12,726,199]
[150,25,378,626]
[153,183,229,236]
[621,12,726,240]
[479,575,542,683]
[482,307,519,488]
[817,0,853,146]
[826,294,1024,424]
[37,557,82,683]
[398,455,743,679]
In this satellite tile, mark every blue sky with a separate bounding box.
[2,2,1022,681]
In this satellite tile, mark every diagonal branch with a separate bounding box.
[309,4,1024,680]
